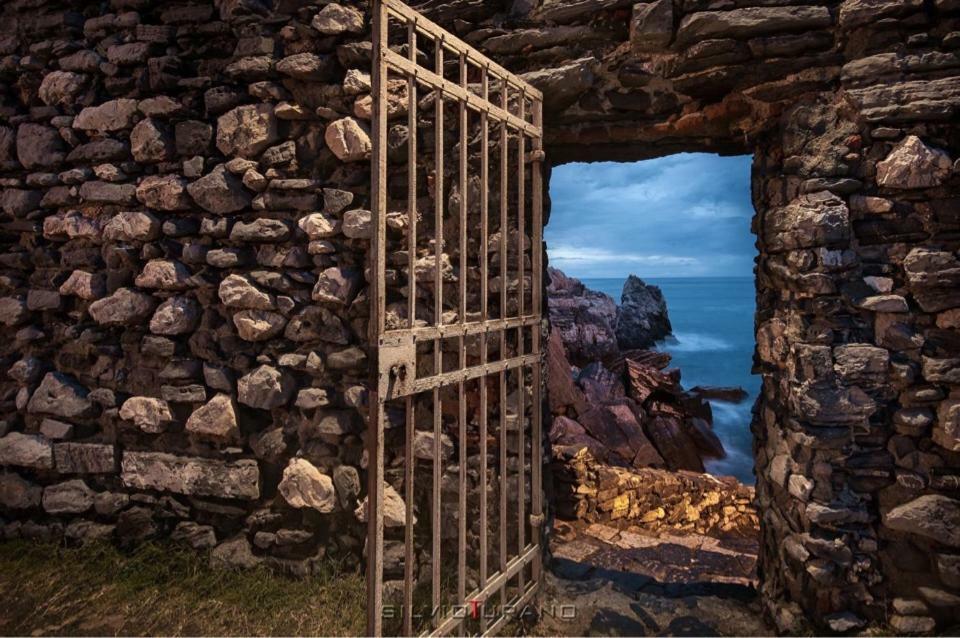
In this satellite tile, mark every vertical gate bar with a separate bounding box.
[518,93,526,324]
[498,77,509,609]
[407,20,418,330]
[456,50,468,634]
[530,97,544,594]
[403,22,418,635]
[367,2,388,636]
[431,35,444,627]
[478,65,489,635]
[515,93,526,593]
[404,396,415,636]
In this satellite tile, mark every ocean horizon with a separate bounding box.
[580,275,759,484]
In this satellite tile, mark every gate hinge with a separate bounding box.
[525,149,546,164]
[529,513,545,528]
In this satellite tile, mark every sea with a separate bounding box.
[581,276,759,484]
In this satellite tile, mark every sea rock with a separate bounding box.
[547,329,587,414]
[615,275,672,350]
[547,268,619,365]
[278,457,336,512]
[579,403,666,469]
[644,414,705,472]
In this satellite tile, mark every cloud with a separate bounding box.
[549,245,700,267]
[545,154,754,278]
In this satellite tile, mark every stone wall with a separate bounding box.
[1,0,960,634]
[0,0,378,574]
[414,0,958,633]
[551,447,757,537]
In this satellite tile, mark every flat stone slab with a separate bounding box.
[543,520,769,636]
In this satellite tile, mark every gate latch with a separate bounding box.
[377,333,416,399]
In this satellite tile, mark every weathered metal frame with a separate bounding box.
[368,1,544,635]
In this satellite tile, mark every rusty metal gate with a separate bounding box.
[367,0,544,634]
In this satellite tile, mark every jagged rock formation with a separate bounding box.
[547,272,725,473]
[615,274,673,350]
[546,267,619,365]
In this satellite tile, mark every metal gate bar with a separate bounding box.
[369,1,544,635]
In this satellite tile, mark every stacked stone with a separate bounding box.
[412,0,960,633]
[551,447,757,537]
[437,0,960,633]
[0,0,383,573]
[753,111,960,634]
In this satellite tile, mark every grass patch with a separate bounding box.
[0,539,366,636]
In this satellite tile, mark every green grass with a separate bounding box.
[0,539,366,636]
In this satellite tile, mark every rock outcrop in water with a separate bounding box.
[547,269,727,473]
[616,275,673,350]
[547,268,619,366]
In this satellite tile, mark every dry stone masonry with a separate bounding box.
[0,0,959,635]
[0,0,376,576]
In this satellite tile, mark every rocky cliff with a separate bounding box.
[546,267,619,366]
[616,274,672,350]
[547,268,730,474]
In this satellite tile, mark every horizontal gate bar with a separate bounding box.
[481,580,539,638]
[383,50,541,138]
[387,353,541,399]
[427,543,540,637]
[384,315,539,341]
[381,0,542,101]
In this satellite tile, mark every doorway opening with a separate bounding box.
[543,153,767,635]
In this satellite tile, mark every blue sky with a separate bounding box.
[545,154,755,279]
